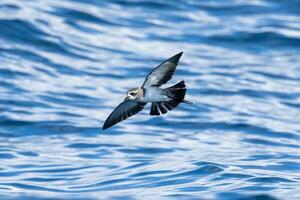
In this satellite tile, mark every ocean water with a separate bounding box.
[0,0,300,199]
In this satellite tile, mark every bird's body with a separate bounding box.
[142,87,170,102]
[103,52,192,130]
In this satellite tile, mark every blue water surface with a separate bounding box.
[0,0,300,199]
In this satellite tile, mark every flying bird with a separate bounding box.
[103,52,192,130]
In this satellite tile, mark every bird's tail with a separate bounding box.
[150,81,192,116]
[164,80,190,103]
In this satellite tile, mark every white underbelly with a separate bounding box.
[143,87,170,102]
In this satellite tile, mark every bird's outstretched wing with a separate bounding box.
[103,100,147,130]
[142,52,183,88]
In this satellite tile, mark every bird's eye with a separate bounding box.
[130,92,135,95]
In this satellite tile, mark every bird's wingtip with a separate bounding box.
[102,124,108,130]
[175,51,184,59]
[169,51,184,64]
[183,100,193,104]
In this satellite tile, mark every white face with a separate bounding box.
[125,88,139,100]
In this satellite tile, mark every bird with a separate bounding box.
[102,52,192,130]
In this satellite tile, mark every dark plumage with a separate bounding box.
[142,52,183,88]
[103,52,192,130]
[149,81,186,116]
[103,100,146,130]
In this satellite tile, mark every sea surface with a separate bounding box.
[0,0,300,199]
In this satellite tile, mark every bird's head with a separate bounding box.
[125,87,141,101]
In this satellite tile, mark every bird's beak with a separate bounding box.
[124,96,129,101]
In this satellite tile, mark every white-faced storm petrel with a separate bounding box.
[103,52,192,130]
